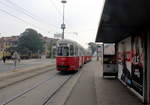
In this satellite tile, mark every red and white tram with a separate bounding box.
[56,39,92,72]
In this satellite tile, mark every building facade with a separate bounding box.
[0,36,18,59]
[43,37,58,58]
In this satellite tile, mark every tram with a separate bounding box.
[86,48,92,63]
[56,39,91,72]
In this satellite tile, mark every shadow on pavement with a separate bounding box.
[57,70,78,76]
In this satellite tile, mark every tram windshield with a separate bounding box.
[57,46,69,56]
[70,45,74,56]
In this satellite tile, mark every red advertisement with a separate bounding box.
[117,35,144,96]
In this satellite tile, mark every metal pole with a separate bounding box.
[51,41,53,58]
[62,4,65,39]
[144,32,148,104]
[61,0,66,39]
[63,3,65,25]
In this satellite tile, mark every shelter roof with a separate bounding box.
[96,0,150,43]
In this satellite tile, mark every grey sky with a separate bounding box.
[0,0,104,48]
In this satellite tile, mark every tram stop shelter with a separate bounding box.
[96,0,150,104]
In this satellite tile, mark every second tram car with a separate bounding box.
[56,39,91,72]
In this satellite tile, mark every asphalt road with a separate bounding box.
[0,60,96,105]
[0,67,62,105]
[0,65,81,105]
[0,59,55,72]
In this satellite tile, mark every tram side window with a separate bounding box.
[79,49,82,56]
[57,47,62,56]
[70,45,74,56]
[63,47,69,56]
[75,47,78,56]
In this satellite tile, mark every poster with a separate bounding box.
[117,37,132,86]
[104,43,115,55]
[117,35,144,96]
[131,35,144,95]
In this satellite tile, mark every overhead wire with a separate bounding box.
[1,0,59,29]
[0,1,35,21]
[4,0,37,19]
[48,0,62,17]
[48,0,69,26]
[0,8,55,33]
[4,0,60,28]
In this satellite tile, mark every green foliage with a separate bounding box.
[88,42,97,55]
[18,28,44,55]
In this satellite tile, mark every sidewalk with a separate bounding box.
[94,60,143,105]
[65,59,143,105]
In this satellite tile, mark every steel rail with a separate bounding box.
[0,66,56,90]
[1,68,57,105]
[42,74,73,105]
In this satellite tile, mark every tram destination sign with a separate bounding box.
[59,43,68,46]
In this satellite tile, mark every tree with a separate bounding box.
[88,42,97,55]
[17,28,44,57]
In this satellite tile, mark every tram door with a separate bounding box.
[103,43,117,77]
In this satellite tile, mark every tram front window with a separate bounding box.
[70,45,74,56]
[57,46,69,56]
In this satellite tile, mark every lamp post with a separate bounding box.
[61,0,67,39]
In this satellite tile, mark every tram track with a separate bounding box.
[0,70,75,105]
[42,75,72,105]
[0,66,56,89]
[1,73,58,105]
[43,70,83,105]
[0,67,57,105]
[0,60,83,105]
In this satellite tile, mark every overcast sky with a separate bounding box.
[0,0,104,48]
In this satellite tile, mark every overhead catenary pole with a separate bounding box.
[61,0,67,39]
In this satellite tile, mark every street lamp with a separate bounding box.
[61,0,67,39]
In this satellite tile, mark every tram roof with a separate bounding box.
[95,0,150,43]
[57,39,85,49]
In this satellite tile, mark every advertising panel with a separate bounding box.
[104,43,115,55]
[117,35,144,96]
[117,37,132,86]
[103,43,117,77]
[131,35,144,95]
